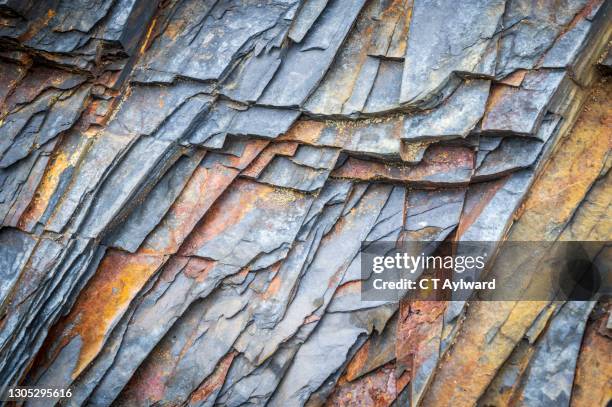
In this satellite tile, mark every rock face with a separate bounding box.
[0,1,610,406]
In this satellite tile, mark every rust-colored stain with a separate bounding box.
[261,265,283,300]
[331,145,474,184]
[3,67,81,116]
[118,336,176,405]
[2,0,610,403]
[455,177,506,239]
[333,280,362,299]
[396,300,446,385]
[483,83,517,123]
[141,163,240,255]
[19,139,89,231]
[512,79,612,239]
[345,338,371,382]
[183,256,215,282]
[46,249,165,378]
[280,120,326,145]
[17,9,56,43]
[387,0,413,58]
[368,0,406,55]
[325,363,397,407]
[303,314,321,325]
[178,179,273,256]
[419,300,548,406]
[242,141,299,178]
[229,139,269,169]
[571,302,612,407]
[480,340,537,406]
[189,351,237,404]
[179,178,304,258]
[499,69,528,87]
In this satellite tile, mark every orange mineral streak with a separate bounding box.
[141,163,239,255]
[183,256,215,282]
[483,83,518,119]
[570,304,612,407]
[331,145,473,183]
[57,249,165,378]
[18,140,88,230]
[396,300,446,382]
[139,17,158,55]
[188,351,237,404]
[180,179,299,257]
[261,266,283,300]
[325,363,397,407]
[345,339,371,382]
[141,141,268,255]
[279,120,326,145]
[18,150,68,230]
[241,141,299,178]
[512,80,612,238]
[499,69,528,87]
[455,177,506,239]
[17,9,56,43]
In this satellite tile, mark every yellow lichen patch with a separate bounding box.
[399,140,429,162]
[268,185,305,206]
[332,145,473,183]
[65,250,165,378]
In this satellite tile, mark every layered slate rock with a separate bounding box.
[0,1,610,406]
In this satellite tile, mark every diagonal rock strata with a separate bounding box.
[0,0,610,406]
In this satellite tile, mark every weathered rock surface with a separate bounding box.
[0,0,610,406]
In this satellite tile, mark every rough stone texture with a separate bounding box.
[0,1,610,406]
